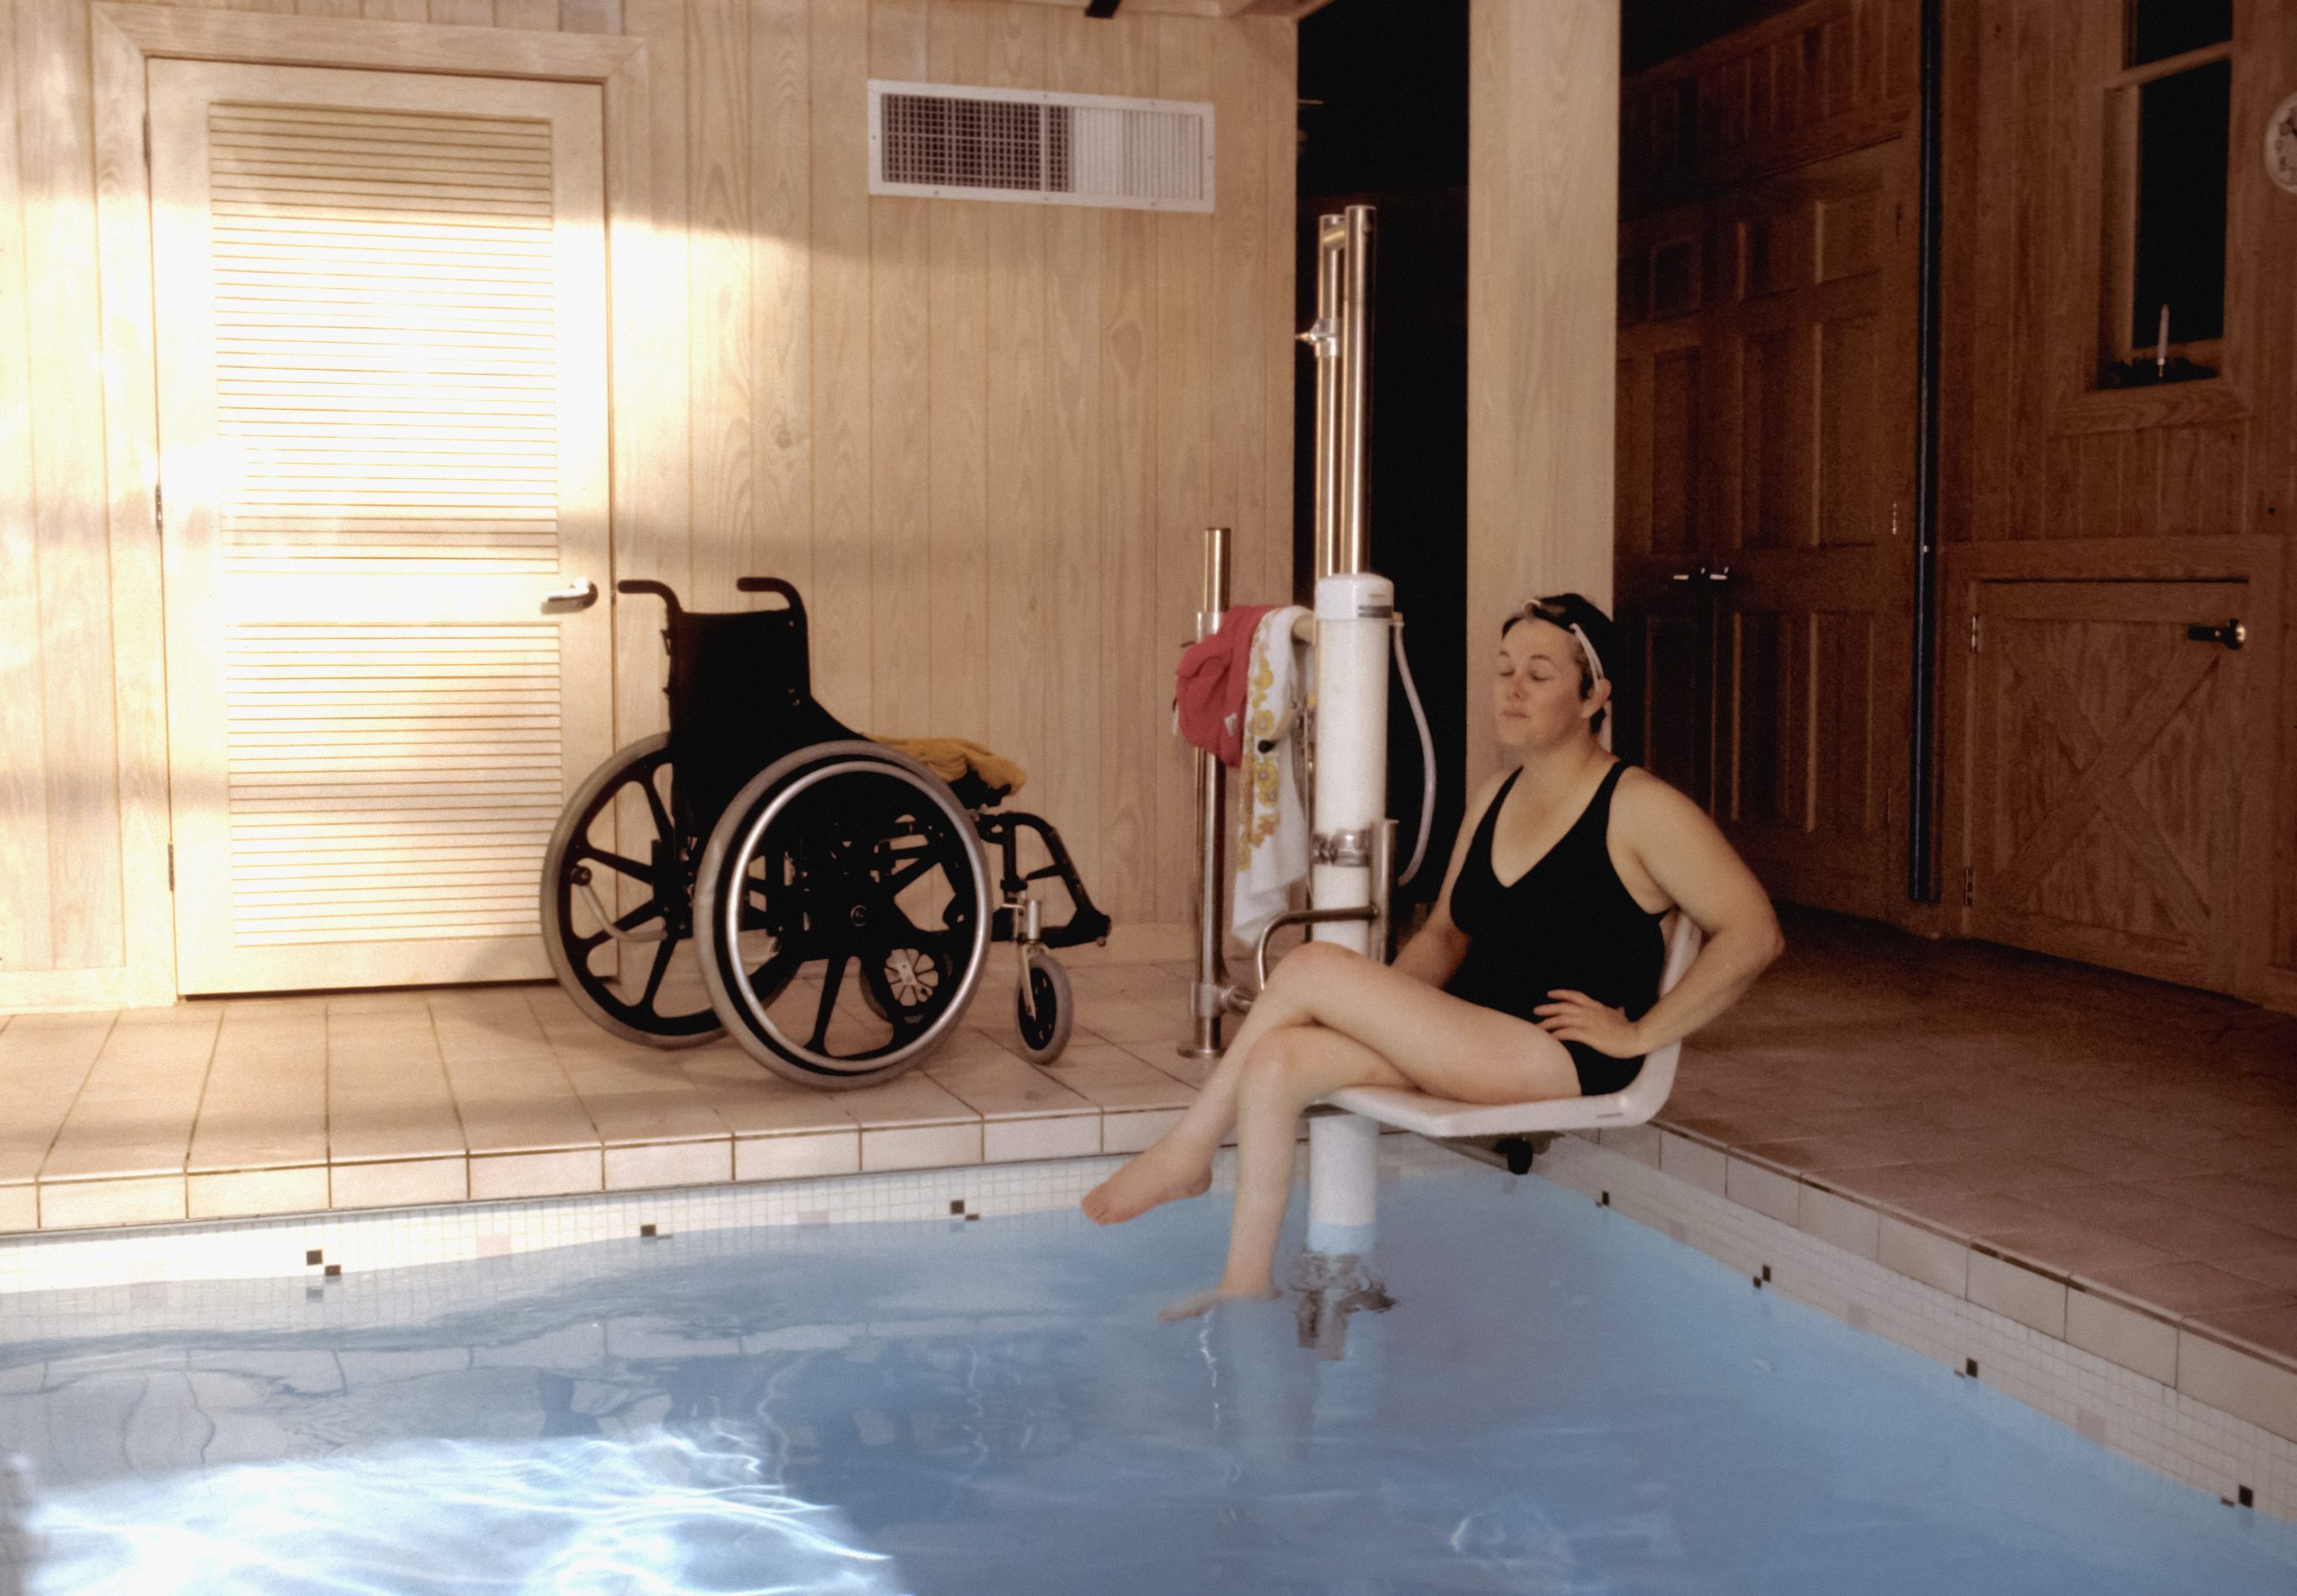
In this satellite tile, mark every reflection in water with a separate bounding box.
[22,1430,901,1596]
[3,1455,31,1596]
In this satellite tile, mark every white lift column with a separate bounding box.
[1303,570,1392,1265]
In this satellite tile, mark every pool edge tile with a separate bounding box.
[1969,1249,2069,1339]
[2066,1285,2179,1387]
[735,1130,861,1183]
[861,1122,983,1173]
[470,1149,605,1202]
[330,1157,468,1211]
[188,1165,332,1221]
[2177,1328,2297,1446]
[39,1174,187,1232]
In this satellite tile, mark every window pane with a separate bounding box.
[2126,0,2231,68]
[2130,59,2230,347]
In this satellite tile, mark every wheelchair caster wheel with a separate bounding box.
[1012,954,1074,1064]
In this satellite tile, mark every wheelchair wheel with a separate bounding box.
[694,741,991,1088]
[541,734,725,1047]
[1012,954,1074,1065]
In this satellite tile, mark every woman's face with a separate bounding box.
[1495,616,1606,749]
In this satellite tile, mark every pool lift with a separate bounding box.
[1185,206,1700,1332]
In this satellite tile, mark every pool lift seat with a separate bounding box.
[1304,913,1703,1240]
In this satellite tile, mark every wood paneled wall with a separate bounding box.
[1464,0,1620,800]
[1937,0,2297,1005]
[0,0,1297,1010]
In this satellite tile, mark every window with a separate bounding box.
[2128,59,2230,349]
[2125,0,2231,70]
[2097,9,2233,387]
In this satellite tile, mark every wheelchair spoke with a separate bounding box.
[879,850,943,898]
[745,946,804,1006]
[615,901,667,933]
[639,772,676,847]
[809,956,849,1053]
[580,845,652,882]
[636,934,677,1013]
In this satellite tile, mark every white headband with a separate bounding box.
[1566,622,1606,685]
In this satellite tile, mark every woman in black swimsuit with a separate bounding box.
[1084,594,1784,1317]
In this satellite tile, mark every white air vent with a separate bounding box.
[869,80,1213,213]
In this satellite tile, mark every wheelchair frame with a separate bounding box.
[541,576,1109,1087]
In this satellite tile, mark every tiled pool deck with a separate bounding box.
[4,908,2294,1450]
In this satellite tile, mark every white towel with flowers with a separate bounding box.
[1232,606,1311,945]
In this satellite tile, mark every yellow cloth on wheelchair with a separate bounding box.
[879,737,1027,798]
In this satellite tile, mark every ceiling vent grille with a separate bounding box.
[869,80,1213,212]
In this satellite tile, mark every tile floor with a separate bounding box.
[3,907,2293,1369]
[1661,908,2297,1371]
[0,959,1201,1238]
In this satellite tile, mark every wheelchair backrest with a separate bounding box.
[661,591,860,846]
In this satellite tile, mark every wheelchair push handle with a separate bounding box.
[614,578,804,624]
[735,576,807,622]
[616,579,684,619]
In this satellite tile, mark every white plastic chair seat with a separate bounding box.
[1322,913,1703,1138]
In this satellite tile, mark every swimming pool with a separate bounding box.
[4,1162,2293,1595]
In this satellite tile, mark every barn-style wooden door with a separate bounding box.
[150,60,613,993]
[1966,580,2268,993]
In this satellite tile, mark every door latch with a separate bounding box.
[2183,619,2246,650]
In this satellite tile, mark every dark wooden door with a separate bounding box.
[1616,200,1717,807]
[1968,580,2258,992]
[1616,136,1919,920]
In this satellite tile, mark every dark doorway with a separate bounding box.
[1295,0,1469,916]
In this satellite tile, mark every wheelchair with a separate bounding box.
[541,577,1110,1088]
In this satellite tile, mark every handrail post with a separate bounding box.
[1181,526,1235,1060]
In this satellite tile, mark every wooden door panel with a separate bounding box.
[1718,593,1889,890]
[1724,606,1804,833]
[1815,313,1885,549]
[1702,136,1913,916]
[1632,607,1713,803]
[153,61,614,994]
[1969,580,2248,988]
[1647,348,1705,558]
[1811,608,1878,840]
[1735,326,1815,550]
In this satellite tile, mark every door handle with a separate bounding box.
[2184,619,2246,650]
[1669,565,1707,583]
[1705,565,1734,584]
[543,579,599,614]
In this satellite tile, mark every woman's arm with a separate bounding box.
[1386,770,1507,990]
[1611,772,1784,1053]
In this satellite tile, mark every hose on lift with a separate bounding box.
[1391,616,1437,887]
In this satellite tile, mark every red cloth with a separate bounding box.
[1175,604,1276,768]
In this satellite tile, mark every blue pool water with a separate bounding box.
[4,1165,2295,1595]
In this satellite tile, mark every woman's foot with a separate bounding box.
[1080,1140,1212,1225]
[1157,1283,1280,1322]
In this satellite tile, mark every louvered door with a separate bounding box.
[150,62,611,993]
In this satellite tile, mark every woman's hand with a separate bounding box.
[1532,990,1643,1058]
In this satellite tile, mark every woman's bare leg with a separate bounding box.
[1086,942,1582,1226]
[1219,1027,1411,1299]
[1080,964,1332,1224]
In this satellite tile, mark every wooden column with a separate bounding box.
[1465,0,1620,791]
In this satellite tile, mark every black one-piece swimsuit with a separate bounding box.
[1444,762,1667,1096]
